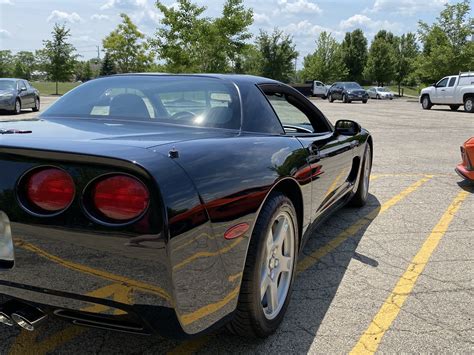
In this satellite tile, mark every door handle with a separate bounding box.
[441,89,445,92]
[350,141,359,148]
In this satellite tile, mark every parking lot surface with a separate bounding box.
[0,98,473,354]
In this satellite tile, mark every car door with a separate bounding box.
[260,85,357,219]
[432,77,448,104]
[17,80,30,107]
[313,81,324,96]
[442,77,457,103]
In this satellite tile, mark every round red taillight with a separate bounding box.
[92,175,149,222]
[25,168,75,213]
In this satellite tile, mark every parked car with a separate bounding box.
[0,74,372,338]
[327,82,368,103]
[310,80,330,99]
[420,72,474,112]
[0,78,40,114]
[455,137,474,182]
[367,87,394,100]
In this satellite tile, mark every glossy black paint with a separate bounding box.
[0,74,371,337]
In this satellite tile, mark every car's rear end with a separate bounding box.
[456,137,474,182]
[0,139,181,335]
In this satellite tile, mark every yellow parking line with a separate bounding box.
[350,190,470,355]
[15,240,171,302]
[297,176,432,273]
[167,335,212,355]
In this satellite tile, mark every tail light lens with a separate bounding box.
[24,168,75,213]
[91,175,149,222]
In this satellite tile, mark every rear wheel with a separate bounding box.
[362,99,368,104]
[349,144,372,207]
[228,193,298,338]
[464,97,474,113]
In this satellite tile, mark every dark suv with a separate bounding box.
[327,82,368,104]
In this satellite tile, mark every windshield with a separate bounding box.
[377,87,388,92]
[41,76,242,130]
[343,82,362,90]
[0,80,15,91]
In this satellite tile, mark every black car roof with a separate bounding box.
[113,73,281,86]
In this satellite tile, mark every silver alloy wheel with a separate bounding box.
[35,98,40,110]
[466,98,473,112]
[15,100,21,114]
[260,211,295,320]
[361,146,372,197]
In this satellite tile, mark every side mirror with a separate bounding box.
[431,83,437,87]
[19,87,27,92]
[334,120,361,136]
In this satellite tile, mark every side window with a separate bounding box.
[436,78,448,88]
[448,77,456,87]
[265,93,314,133]
[241,86,284,134]
[19,81,27,90]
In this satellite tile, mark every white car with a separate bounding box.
[367,87,394,100]
[420,72,474,112]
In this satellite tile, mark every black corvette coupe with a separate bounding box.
[0,74,372,338]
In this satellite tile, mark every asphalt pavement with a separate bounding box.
[0,97,473,354]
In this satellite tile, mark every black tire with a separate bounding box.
[328,94,334,103]
[32,97,40,112]
[421,95,432,110]
[227,193,298,338]
[322,95,327,100]
[362,99,368,104]
[12,99,21,115]
[343,94,350,103]
[349,144,372,207]
[464,96,474,113]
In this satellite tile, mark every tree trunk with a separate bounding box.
[55,81,59,95]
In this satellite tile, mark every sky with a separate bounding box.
[0,0,464,66]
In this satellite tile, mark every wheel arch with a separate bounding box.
[463,93,473,103]
[249,177,304,247]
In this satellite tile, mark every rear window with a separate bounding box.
[41,76,242,130]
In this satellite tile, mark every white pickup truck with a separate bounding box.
[311,81,330,98]
[420,72,474,112]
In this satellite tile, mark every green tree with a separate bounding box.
[301,32,348,83]
[100,52,116,76]
[417,0,474,82]
[75,60,95,82]
[42,24,78,95]
[151,0,208,72]
[150,0,253,73]
[341,29,368,82]
[13,51,36,80]
[364,30,396,86]
[393,33,419,93]
[103,13,153,73]
[0,50,14,77]
[237,44,262,75]
[255,29,298,82]
[210,0,253,71]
